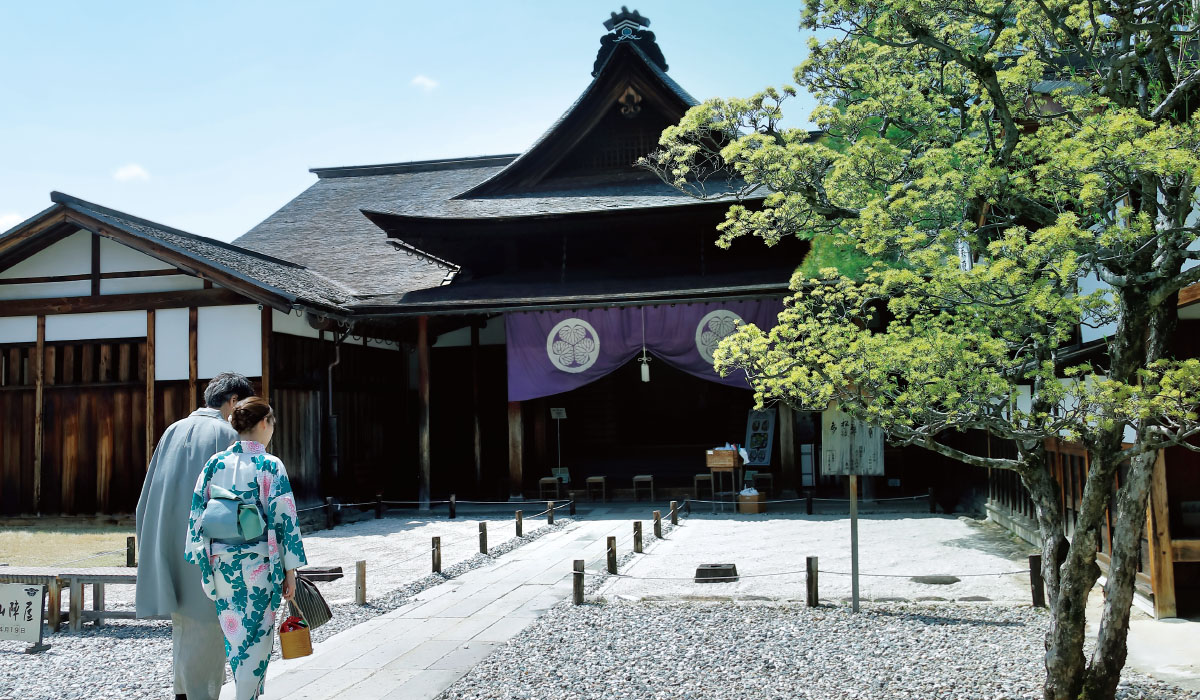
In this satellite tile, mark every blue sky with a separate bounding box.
[0,2,817,242]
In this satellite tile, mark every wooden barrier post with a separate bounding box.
[928,487,936,514]
[569,500,576,516]
[573,559,585,605]
[432,537,442,574]
[670,501,679,526]
[806,495,813,515]
[126,536,136,568]
[1029,554,1045,607]
[547,500,554,525]
[325,497,335,530]
[684,496,691,515]
[355,560,366,605]
[375,493,384,519]
[633,521,643,554]
[515,510,523,537]
[606,536,617,575]
[479,522,488,555]
[449,494,457,519]
[653,510,662,539]
[806,556,819,607]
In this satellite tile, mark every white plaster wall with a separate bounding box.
[1078,271,1118,343]
[0,316,37,343]
[101,275,205,295]
[45,310,146,341]
[0,280,91,300]
[432,316,504,347]
[156,308,190,381]
[198,305,261,379]
[271,309,320,339]
[0,230,91,279]
[98,237,173,272]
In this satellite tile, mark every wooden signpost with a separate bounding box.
[0,583,50,653]
[821,408,886,613]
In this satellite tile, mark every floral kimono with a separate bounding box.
[185,440,307,700]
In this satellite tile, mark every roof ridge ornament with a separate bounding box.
[593,7,668,77]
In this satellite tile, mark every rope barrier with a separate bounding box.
[818,569,1031,578]
[45,549,127,567]
[580,567,1029,582]
[687,494,930,505]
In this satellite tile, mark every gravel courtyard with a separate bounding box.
[441,601,1199,700]
[599,513,1036,603]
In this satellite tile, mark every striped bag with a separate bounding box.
[288,575,332,630]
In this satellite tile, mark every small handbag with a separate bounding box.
[278,609,312,659]
[287,575,332,630]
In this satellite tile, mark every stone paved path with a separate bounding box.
[220,509,641,700]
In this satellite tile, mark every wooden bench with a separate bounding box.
[0,566,140,633]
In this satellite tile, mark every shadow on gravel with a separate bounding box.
[869,608,1030,627]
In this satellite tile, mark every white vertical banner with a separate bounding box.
[820,408,885,476]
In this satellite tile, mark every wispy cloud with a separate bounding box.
[410,75,438,92]
[113,163,150,182]
[0,212,23,231]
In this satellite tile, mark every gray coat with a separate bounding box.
[135,408,237,619]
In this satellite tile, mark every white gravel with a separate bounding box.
[0,516,567,700]
[440,601,1200,700]
[600,513,1034,603]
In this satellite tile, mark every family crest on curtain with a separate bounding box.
[505,298,783,401]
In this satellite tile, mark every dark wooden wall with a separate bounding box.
[270,333,409,505]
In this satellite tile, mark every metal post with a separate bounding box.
[670,501,678,525]
[850,474,860,613]
[515,510,523,537]
[479,522,488,555]
[449,494,457,519]
[806,556,819,607]
[355,560,366,605]
[432,537,442,574]
[573,559,584,605]
[125,536,135,568]
[606,536,617,575]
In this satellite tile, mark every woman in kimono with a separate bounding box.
[185,396,307,700]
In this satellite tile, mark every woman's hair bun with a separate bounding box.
[231,396,273,433]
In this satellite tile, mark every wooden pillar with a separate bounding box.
[33,315,45,514]
[533,400,547,474]
[90,234,101,296]
[508,401,524,500]
[1147,450,1177,618]
[470,323,482,490]
[261,307,272,401]
[778,403,797,496]
[187,307,198,408]
[417,315,431,510]
[145,310,155,461]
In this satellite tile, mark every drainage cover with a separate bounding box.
[910,575,960,585]
[695,564,739,583]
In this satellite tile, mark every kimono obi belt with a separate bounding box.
[211,538,269,558]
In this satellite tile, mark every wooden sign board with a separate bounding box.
[743,408,776,466]
[0,583,50,652]
[820,408,885,476]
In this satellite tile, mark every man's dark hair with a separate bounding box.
[203,372,254,409]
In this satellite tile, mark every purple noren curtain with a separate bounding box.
[504,298,783,402]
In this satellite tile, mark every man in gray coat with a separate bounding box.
[136,372,254,700]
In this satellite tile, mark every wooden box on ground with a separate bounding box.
[738,493,766,514]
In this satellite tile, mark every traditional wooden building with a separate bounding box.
[1,9,968,519]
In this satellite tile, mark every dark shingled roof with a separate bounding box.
[48,192,354,310]
[233,158,512,297]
